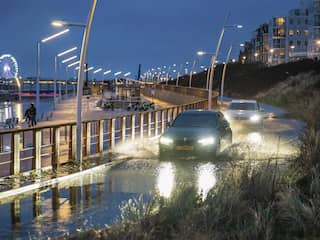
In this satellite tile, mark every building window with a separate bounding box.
[297,19,301,25]
[297,41,301,46]
[305,19,309,25]
[289,29,294,36]
[297,30,301,36]
[278,28,285,37]
[289,40,293,46]
[275,17,285,26]
[304,29,309,36]
[289,18,294,25]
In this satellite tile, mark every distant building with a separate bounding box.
[269,16,287,65]
[239,0,320,65]
[239,24,269,64]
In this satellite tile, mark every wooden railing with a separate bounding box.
[0,99,208,178]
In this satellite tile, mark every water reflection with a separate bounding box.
[157,162,175,198]
[0,159,220,239]
[197,163,217,199]
[0,101,23,122]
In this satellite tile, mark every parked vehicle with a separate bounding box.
[159,110,232,159]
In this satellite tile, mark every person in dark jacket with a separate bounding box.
[28,103,37,126]
[24,107,31,126]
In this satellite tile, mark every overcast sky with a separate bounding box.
[0,0,298,79]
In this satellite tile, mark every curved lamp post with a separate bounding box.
[197,51,214,90]
[52,0,97,169]
[220,45,233,105]
[36,29,70,119]
[207,24,242,110]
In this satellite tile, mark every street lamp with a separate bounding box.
[207,24,242,110]
[197,51,214,89]
[188,60,197,88]
[220,45,233,105]
[103,70,112,75]
[290,45,295,60]
[269,48,274,65]
[52,0,97,169]
[36,29,70,119]
[54,47,77,107]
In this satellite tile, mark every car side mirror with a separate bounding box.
[259,108,265,112]
[167,121,173,127]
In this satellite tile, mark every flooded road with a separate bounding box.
[0,114,302,239]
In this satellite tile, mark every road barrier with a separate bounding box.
[0,99,208,178]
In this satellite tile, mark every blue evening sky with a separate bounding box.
[0,0,298,79]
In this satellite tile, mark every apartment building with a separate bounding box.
[239,0,320,65]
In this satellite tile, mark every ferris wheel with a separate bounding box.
[0,54,19,79]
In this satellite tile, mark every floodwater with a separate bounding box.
[0,152,220,239]
[0,126,300,239]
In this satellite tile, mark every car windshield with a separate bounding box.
[172,113,218,128]
[228,102,258,110]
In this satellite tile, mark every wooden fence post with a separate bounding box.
[140,113,144,139]
[86,122,91,156]
[131,115,136,141]
[33,129,42,172]
[53,127,60,170]
[154,111,159,136]
[109,118,116,149]
[147,112,152,137]
[98,120,104,153]
[120,116,126,143]
[12,132,20,175]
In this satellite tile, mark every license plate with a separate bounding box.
[176,146,193,151]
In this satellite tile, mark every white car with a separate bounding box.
[223,99,264,131]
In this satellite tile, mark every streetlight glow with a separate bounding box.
[61,55,77,64]
[52,20,86,28]
[124,72,131,77]
[67,60,80,68]
[57,47,78,57]
[103,70,111,75]
[93,68,102,74]
[114,71,122,76]
[51,21,65,27]
[84,66,94,72]
[41,29,70,43]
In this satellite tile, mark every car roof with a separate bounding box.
[180,110,220,115]
[230,99,257,103]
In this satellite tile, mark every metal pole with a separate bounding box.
[206,67,210,89]
[220,45,232,104]
[165,66,171,85]
[76,0,97,169]
[189,60,196,88]
[176,72,180,87]
[36,41,40,120]
[65,66,68,99]
[208,27,225,110]
[54,56,57,109]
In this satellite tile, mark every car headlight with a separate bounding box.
[160,136,173,145]
[250,114,261,122]
[198,137,215,146]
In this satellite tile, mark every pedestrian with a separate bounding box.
[28,103,37,127]
[24,107,31,126]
